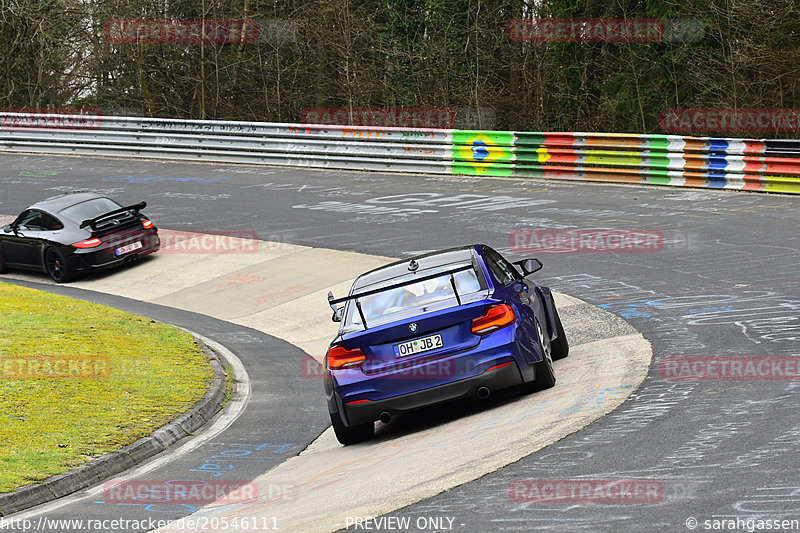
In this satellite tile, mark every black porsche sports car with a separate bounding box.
[0,192,160,283]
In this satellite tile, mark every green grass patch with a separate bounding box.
[223,363,234,408]
[0,282,213,492]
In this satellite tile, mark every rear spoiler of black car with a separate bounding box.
[327,264,474,328]
[80,201,147,230]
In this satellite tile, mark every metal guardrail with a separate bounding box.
[2,113,799,193]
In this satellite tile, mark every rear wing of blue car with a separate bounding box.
[327,264,475,329]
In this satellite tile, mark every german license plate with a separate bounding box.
[394,334,443,357]
[115,241,143,256]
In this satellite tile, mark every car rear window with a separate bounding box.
[58,197,122,224]
[344,264,483,328]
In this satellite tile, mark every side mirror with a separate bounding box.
[514,258,543,276]
[2,225,12,233]
[328,291,344,322]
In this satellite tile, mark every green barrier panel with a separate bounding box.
[450,160,514,177]
[450,130,515,175]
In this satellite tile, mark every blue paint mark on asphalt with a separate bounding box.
[102,175,232,183]
[686,305,734,315]
[93,442,294,514]
[558,384,633,415]
[598,299,663,319]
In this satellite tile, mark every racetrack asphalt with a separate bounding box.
[0,227,649,532]
[1,153,799,532]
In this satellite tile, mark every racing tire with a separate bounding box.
[523,319,556,393]
[550,305,569,360]
[330,411,374,446]
[45,247,73,283]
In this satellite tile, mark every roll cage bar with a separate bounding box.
[327,264,475,329]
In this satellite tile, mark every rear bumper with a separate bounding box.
[68,233,160,273]
[341,359,523,426]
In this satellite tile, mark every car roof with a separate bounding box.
[353,245,483,289]
[27,192,110,213]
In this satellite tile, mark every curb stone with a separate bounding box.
[0,336,230,516]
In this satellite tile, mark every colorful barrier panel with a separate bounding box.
[1,113,798,194]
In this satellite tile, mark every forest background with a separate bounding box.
[1,0,798,136]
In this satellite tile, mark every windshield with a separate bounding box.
[344,264,483,329]
[59,197,122,224]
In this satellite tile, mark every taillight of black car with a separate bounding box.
[72,237,103,249]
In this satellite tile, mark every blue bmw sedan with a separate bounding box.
[324,244,569,445]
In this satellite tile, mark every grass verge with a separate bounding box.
[222,362,234,408]
[0,281,213,492]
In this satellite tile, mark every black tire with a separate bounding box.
[330,411,374,446]
[523,319,556,393]
[0,249,9,274]
[45,247,73,283]
[550,304,570,360]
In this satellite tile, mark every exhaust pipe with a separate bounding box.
[379,411,392,424]
[477,386,491,399]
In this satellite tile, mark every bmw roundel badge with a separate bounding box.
[409,323,418,332]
